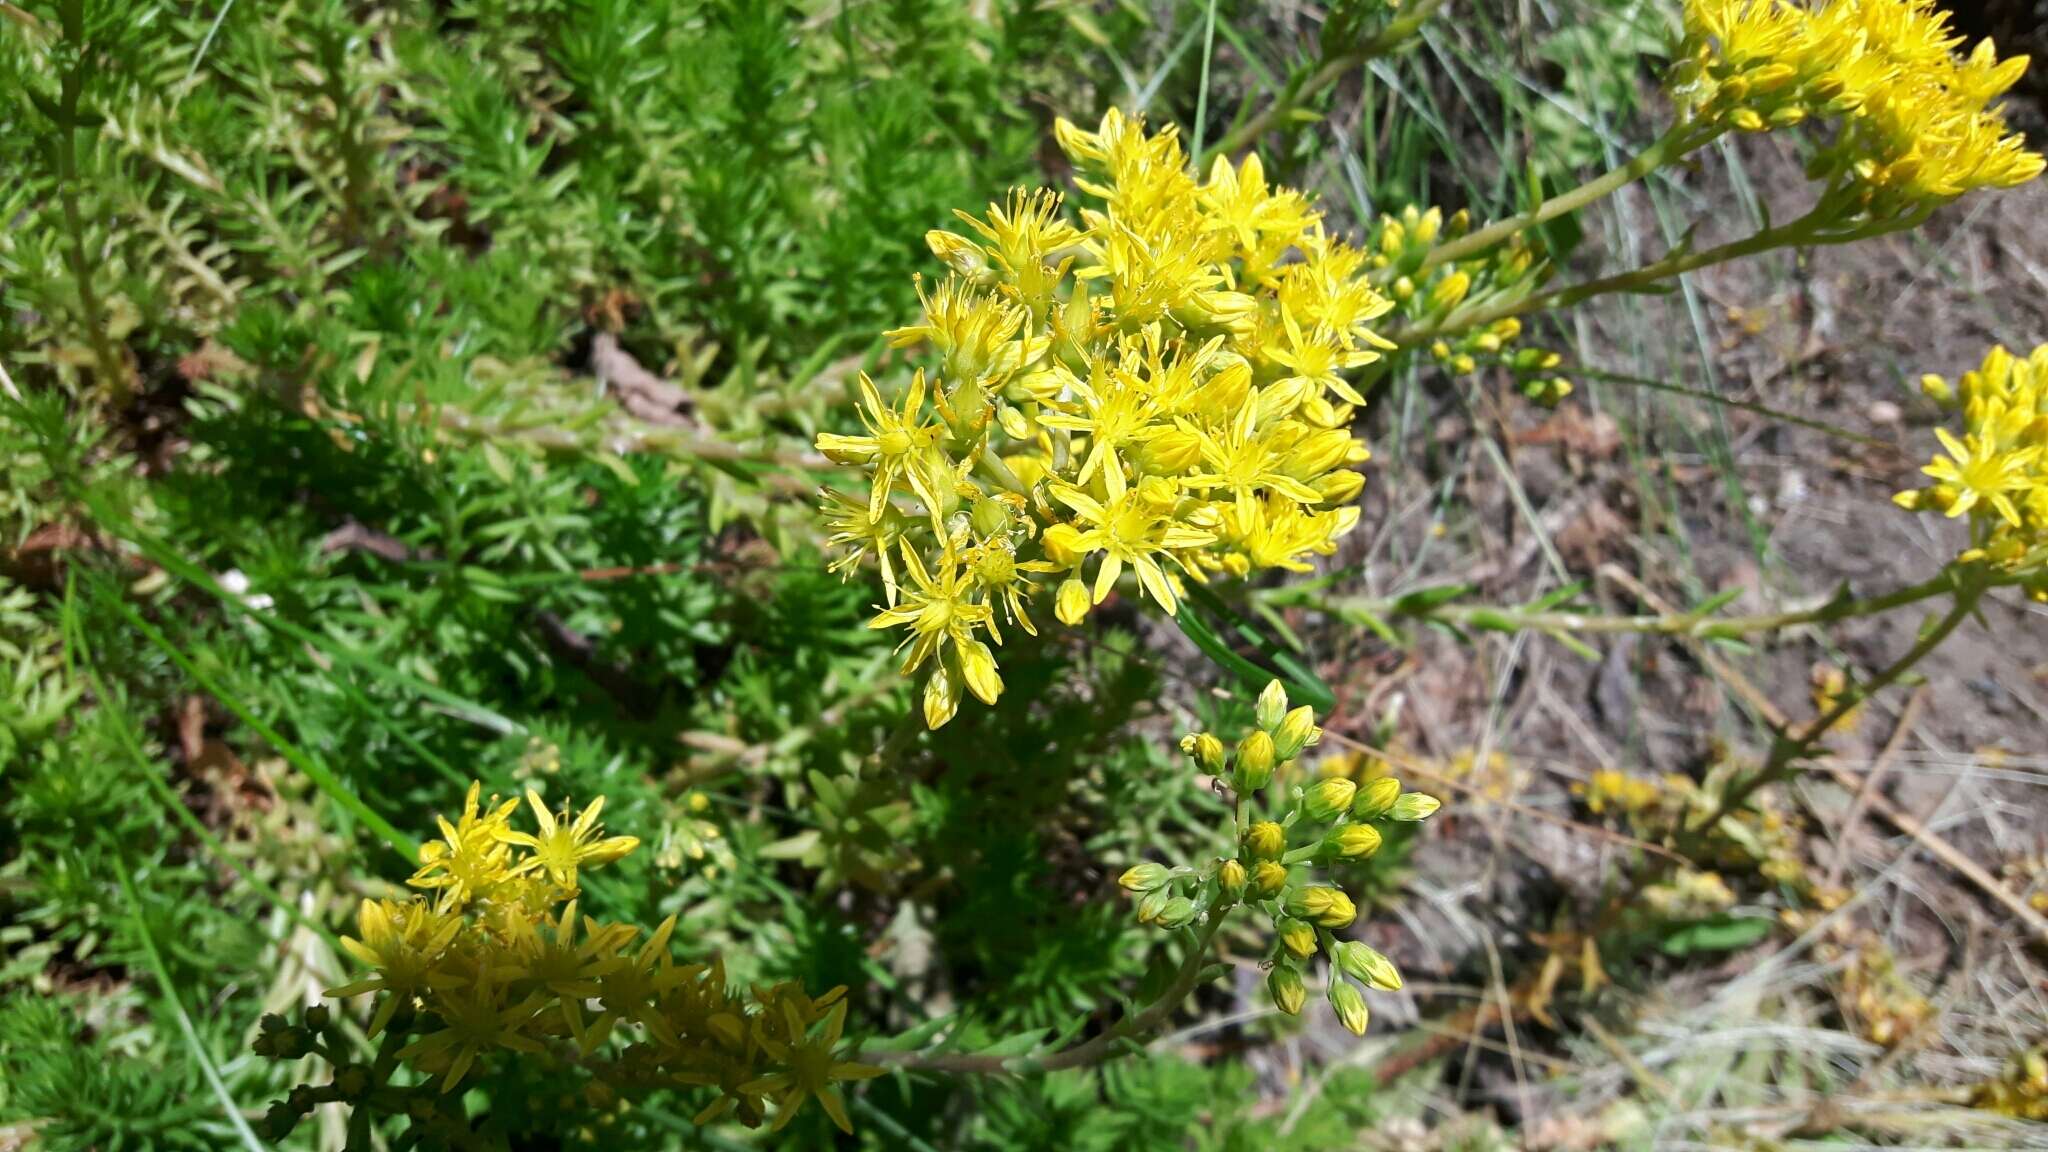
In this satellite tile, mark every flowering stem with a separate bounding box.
[51,0,129,401]
[1262,567,2015,642]
[1204,0,1450,163]
[1391,200,1931,348]
[1407,122,1717,275]
[1698,572,1988,833]
[870,914,1228,1075]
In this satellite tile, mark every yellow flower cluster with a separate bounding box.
[819,109,1385,728]
[1894,343,2048,581]
[1121,682,1441,1036]
[1973,1045,2048,1121]
[1676,0,2043,215]
[326,784,879,1133]
[1575,763,1807,888]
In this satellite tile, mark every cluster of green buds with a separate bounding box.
[1121,681,1442,1036]
[1367,206,1557,390]
[1428,321,1573,406]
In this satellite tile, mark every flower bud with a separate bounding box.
[1428,271,1471,311]
[1414,207,1442,245]
[1276,916,1318,959]
[1218,858,1247,898]
[923,665,960,729]
[1156,896,1198,929]
[1255,680,1289,730]
[1180,731,1226,774]
[1244,821,1286,861]
[1041,523,1084,568]
[1302,778,1357,822]
[1333,941,1404,990]
[304,1005,331,1030]
[1233,730,1278,793]
[335,1064,370,1098]
[959,639,1003,706]
[1389,793,1442,821]
[926,229,990,279]
[1138,428,1204,473]
[1056,577,1091,625]
[1285,885,1357,929]
[1120,862,1171,892]
[1329,979,1370,1036]
[1268,962,1307,1016]
[1273,705,1322,760]
[1351,777,1402,821]
[1315,469,1366,504]
[1136,887,1172,924]
[1323,823,1383,860]
[1250,860,1289,898]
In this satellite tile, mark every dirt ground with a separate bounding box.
[1264,121,2048,1135]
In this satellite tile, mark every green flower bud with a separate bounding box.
[1389,792,1442,822]
[1233,730,1278,793]
[1332,941,1404,991]
[1136,887,1172,924]
[1285,885,1358,929]
[1180,731,1226,775]
[1255,680,1289,730]
[1329,979,1370,1036]
[304,1005,330,1030]
[1244,821,1286,861]
[334,1065,371,1099]
[1120,862,1171,892]
[1352,777,1402,821]
[1156,896,1198,930]
[1268,962,1307,1016]
[1250,860,1289,898]
[1276,916,1318,959]
[1323,823,1384,860]
[1273,705,1321,760]
[969,495,1011,538]
[1218,858,1247,898]
[1302,778,1357,822]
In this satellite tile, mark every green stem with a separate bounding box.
[115,863,270,1152]
[1701,572,1987,831]
[1393,201,1929,348]
[1265,567,2009,642]
[99,588,421,860]
[1205,0,1449,162]
[1409,122,1716,274]
[870,914,1227,1075]
[51,3,127,400]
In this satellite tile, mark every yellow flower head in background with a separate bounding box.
[1894,343,2048,582]
[1677,0,2042,215]
[821,109,1386,727]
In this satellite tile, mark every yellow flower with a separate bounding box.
[819,110,1385,727]
[1895,343,2048,568]
[1050,484,1215,613]
[1678,0,2043,213]
[409,782,520,909]
[866,543,999,699]
[397,978,545,1091]
[815,371,950,523]
[497,791,639,890]
[327,897,464,1036]
[740,991,885,1134]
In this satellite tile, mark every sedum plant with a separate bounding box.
[821,111,1387,729]
[259,785,880,1144]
